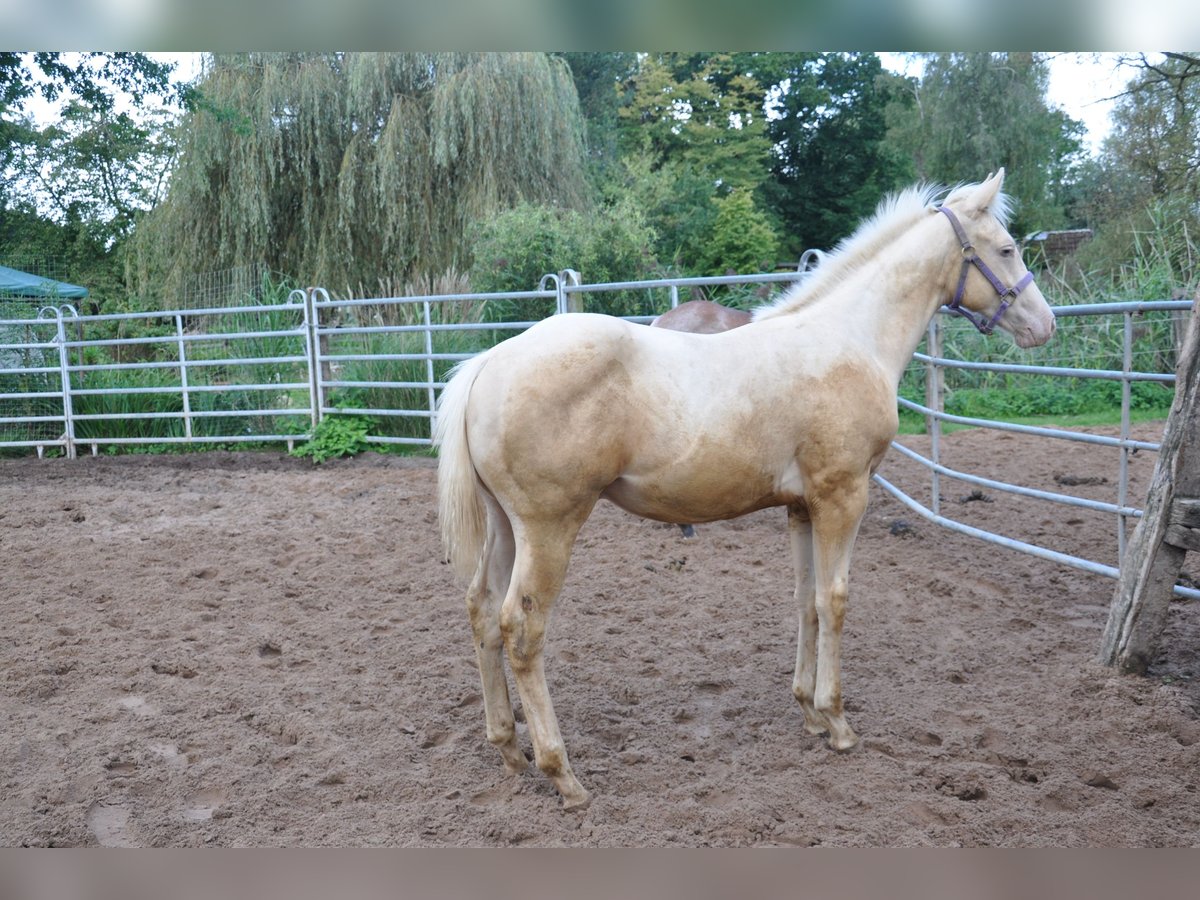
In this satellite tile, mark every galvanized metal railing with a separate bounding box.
[872,298,1197,600]
[0,273,1192,602]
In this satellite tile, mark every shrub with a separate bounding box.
[695,188,780,276]
[290,413,377,464]
[469,200,658,315]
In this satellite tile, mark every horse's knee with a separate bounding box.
[816,579,849,625]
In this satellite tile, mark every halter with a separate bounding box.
[936,206,1035,335]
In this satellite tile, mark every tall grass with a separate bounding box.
[320,293,495,443]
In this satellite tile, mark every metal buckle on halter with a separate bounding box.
[937,206,1034,336]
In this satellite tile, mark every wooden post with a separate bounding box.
[1099,291,1200,672]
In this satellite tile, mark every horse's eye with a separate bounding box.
[1001,246,1015,257]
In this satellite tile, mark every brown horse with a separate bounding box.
[435,171,1055,810]
[650,299,752,333]
[649,250,824,335]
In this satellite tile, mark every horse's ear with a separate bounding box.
[969,168,1006,215]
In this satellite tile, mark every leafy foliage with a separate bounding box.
[7,100,177,245]
[130,52,589,305]
[886,52,1085,236]
[0,53,177,114]
[1065,54,1200,290]
[758,52,914,255]
[617,53,774,196]
[696,188,779,275]
[291,413,377,464]
[469,200,658,313]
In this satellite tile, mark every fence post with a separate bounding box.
[301,287,323,429]
[424,299,437,441]
[1117,310,1134,560]
[175,314,194,441]
[1100,293,1200,672]
[925,316,944,515]
[38,309,79,460]
[560,269,583,313]
[47,306,77,460]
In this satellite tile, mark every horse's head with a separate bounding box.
[937,169,1056,349]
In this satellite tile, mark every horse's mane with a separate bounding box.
[752,180,1013,322]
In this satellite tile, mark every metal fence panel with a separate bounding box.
[0,273,1193,603]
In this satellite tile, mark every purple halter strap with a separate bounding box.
[937,206,1035,336]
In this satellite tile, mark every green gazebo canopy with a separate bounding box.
[0,264,88,299]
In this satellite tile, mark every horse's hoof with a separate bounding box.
[498,745,530,773]
[828,730,860,753]
[561,791,592,813]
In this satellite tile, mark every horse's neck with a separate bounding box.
[826,220,954,384]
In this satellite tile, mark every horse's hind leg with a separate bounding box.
[501,516,592,810]
[466,499,527,773]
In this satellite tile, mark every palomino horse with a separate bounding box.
[650,301,750,538]
[435,170,1055,810]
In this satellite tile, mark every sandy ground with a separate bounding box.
[2,422,1198,847]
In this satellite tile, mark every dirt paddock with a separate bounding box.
[2,423,1198,847]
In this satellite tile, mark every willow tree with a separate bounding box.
[887,52,1084,235]
[130,52,588,301]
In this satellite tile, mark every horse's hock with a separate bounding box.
[1100,290,1200,672]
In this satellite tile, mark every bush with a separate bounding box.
[696,188,780,276]
[469,201,659,315]
[290,413,377,464]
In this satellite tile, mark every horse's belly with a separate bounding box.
[600,470,786,524]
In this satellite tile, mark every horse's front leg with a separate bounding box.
[788,504,828,736]
[808,480,869,751]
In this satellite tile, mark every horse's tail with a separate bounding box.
[434,351,490,582]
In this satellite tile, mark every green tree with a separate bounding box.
[596,149,717,273]
[753,52,913,254]
[561,52,639,173]
[888,52,1084,235]
[131,52,589,304]
[1,53,182,312]
[617,53,773,195]
[1102,53,1200,210]
[697,187,779,275]
[469,199,657,313]
[8,100,177,245]
[0,52,176,112]
[1068,53,1200,289]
